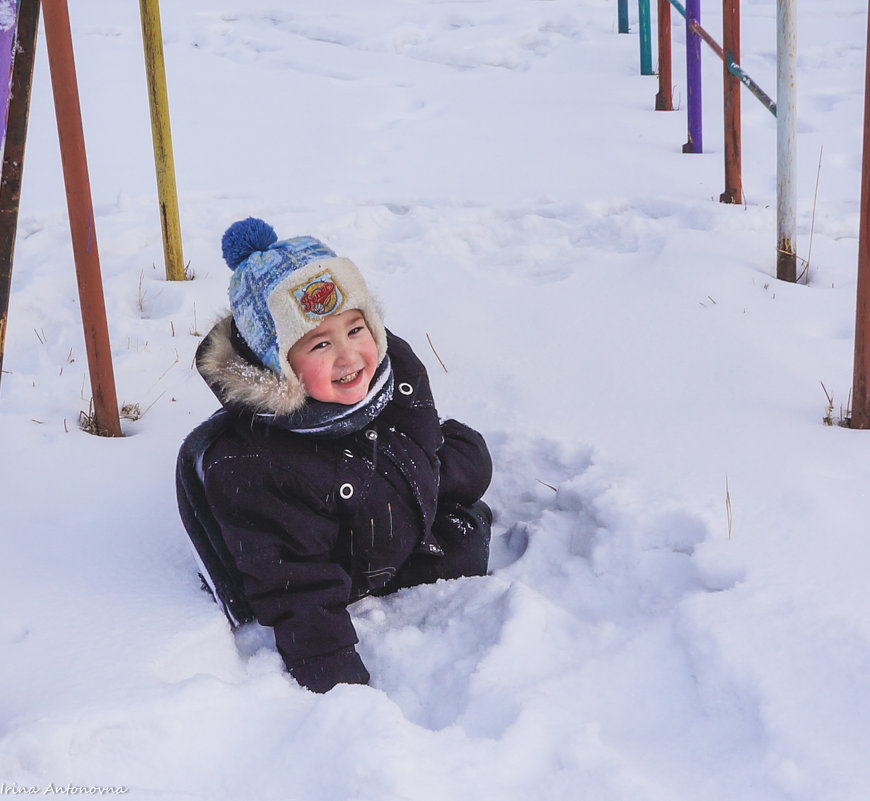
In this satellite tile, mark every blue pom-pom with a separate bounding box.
[221,217,279,270]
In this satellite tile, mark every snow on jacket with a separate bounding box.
[193,316,492,688]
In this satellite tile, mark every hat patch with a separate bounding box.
[291,271,346,320]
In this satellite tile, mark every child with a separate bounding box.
[177,218,493,693]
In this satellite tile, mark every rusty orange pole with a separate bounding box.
[655,0,673,111]
[42,0,121,436]
[720,0,742,204]
[851,4,870,429]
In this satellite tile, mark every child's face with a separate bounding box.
[288,309,379,405]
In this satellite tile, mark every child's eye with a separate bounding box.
[311,340,330,351]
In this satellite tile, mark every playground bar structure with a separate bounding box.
[622,0,794,283]
[2,0,185,435]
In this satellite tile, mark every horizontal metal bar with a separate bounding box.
[729,60,777,116]
[689,19,723,59]
[668,0,687,18]
[684,17,778,118]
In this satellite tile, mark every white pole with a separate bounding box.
[777,0,797,282]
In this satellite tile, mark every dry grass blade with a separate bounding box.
[725,474,733,540]
[798,144,824,286]
[137,269,147,314]
[189,303,201,337]
[821,381,835,426]
[120,402,142,421]
[79,398,110,436]
[426,333,448,373]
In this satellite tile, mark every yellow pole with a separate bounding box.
[139,0,185,281]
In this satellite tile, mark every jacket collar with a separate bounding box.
[277,357,393,437]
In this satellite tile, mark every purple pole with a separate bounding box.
[1,1,17,139]
[683,0,702,153]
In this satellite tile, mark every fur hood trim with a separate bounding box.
[197,316,308,416]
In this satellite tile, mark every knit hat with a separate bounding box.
[221,218,387,382]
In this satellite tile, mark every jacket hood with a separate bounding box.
[197,316,308,416]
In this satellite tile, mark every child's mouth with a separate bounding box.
[334,370,362,385]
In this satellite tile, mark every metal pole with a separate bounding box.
[1,3,15,142]
[618,0,630,33]
[683,0,702,153]
[0,0,39,388]
[139,0,185,282]
[851,2,870,429]
[656,0,674,110]
[720,0,742,203]
[42,0,121,436]
[776,0,797,282]
[639,0,654,75]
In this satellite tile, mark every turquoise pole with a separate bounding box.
[639,0,654,75]
[618,0,630,33]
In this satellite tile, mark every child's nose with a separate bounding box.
[333,339,352,362]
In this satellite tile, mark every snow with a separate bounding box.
[1,0,869,798]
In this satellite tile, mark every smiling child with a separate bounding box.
[177,218,493,693]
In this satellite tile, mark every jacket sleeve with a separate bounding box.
[202,453,368,691]
[437,419,493,505]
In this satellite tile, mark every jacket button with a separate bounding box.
[398,382,413,396]
[365,429,377,441]
[343,449,354,458]
[339,483,354,499]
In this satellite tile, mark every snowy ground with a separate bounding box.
[2,1,870,799]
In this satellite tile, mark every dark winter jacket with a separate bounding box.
[191,317,492,691]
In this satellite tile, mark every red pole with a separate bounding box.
[0,0,40,388]
[655,0,673,111]
[720,0,742,203]
[41,0,121,436]
[852,4,870,429]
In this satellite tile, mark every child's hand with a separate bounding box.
[289,646,370,693]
